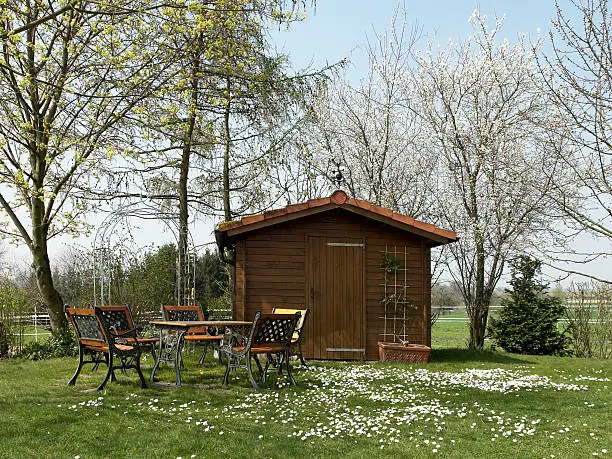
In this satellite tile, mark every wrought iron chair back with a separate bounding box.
[96,305,158,360]
[221,312,299,390]
[162,305,206,334]
[96,305,135,333]
[162,305,222,365]
[65,306,147,390]
[253,313,297,346]
[67,307,107,349]
[271,307,310,366]
[271,308,308,335]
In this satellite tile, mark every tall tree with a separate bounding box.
[196,1,325,223]
[307,12,432,217]
[408,12,557,348]
[0,1,167,330]
[127,0,326,270]
[536,0,612,283]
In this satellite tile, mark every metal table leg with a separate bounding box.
[150,327,187,387]
[173,330,186,386]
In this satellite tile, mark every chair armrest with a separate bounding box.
[220,329,249,357]
[111,326,143,338]
[109,327,143,347]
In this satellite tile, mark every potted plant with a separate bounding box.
[377,336,431,363]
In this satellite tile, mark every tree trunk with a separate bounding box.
[468,308,488,349]
[177,48,200,306]
[222,76,232,222]
[467,234,488,349]
[31,202,66,331]
[178,132,192,305]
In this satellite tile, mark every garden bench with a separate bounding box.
[220,312,299,390]
[162,305,223,364]
[96,305,158,361]
[271,307,310,366]
[65,306,147,391]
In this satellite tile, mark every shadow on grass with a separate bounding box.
[431,348,532,365]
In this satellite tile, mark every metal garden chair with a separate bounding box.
[162,305,223,364]
[271,307,310,366]
[65,306,147,391]
[96,304,158,361]
[220,312,299,390]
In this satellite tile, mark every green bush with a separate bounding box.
[488,256,570,356]
[566,282,612,359]
[16,328,78,360]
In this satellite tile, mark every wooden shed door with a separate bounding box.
[305,236,365,360]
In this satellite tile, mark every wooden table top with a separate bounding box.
[149,320,252,328]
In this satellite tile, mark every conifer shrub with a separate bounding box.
[488,256,569,355]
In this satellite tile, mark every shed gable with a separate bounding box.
[217,190,457,247]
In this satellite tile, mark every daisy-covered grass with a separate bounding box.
[0,349,609,458]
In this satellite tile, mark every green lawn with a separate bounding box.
[0,348,609,458]
[431,310,601,350]
[433,311,475,348]
[7,326,53,349]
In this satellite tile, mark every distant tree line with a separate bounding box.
[53,244,229,319]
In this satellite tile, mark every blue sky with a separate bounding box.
[271,1,566,80]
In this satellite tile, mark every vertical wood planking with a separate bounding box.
[320,237,326,360]
[234,241,246,320]
[424,245,432,347]
[320,238,365,360]
[241,240,247,320]
[421,240,426,345]
[305,236,317,359]
[232,209,436,360]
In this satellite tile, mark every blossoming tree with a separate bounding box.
[408,12,560,348]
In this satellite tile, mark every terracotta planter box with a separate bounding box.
[378,342,431,363]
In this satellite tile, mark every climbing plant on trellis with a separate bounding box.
[379,246,422,344]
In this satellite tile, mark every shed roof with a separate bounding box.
[217,190,457,246]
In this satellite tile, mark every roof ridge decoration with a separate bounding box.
[331,189,347,205]
[217,190,457,245]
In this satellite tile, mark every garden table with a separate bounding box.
[149,320,252,387]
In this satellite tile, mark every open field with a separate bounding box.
[0,349,609,458]
[432,311,484,348]
[12,326,53,346]
[431,309,605,349]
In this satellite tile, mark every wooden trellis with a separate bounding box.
[379,245,418,343]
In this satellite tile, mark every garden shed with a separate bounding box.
[215,190,457,361]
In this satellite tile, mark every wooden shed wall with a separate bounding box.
[231,208,432,361]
